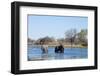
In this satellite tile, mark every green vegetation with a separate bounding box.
[78,29,87,46]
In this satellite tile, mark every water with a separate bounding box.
[28,47,88,61]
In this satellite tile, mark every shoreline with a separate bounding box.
[28,44,87,48]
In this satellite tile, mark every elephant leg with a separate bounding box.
[45,49,48,53]
[55,50,57,53]
[42,49,45,53]
[55,47,58,53]
[61,49,64,53]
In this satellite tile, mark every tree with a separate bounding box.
[57,38,65,43]
[65,29,77,48]
[28,38,35,45]
[35,36,55,45]
[78,29,87,46]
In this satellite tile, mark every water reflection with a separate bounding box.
[55,53,64,59]
[40,53,64,60]
[41,53,48,60]
[28,47,88,61]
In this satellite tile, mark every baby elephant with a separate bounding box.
[55,45,64,53]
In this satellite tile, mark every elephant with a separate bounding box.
[41,45,48,53]
[55,44,64,53]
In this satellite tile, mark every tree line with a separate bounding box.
[28,29,87,47]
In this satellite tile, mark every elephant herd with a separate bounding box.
[41,44,64,53]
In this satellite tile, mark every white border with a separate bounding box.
[20,6,95,70]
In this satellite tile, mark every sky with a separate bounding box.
[28,15,88,40]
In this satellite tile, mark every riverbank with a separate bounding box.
[28,44,87,48]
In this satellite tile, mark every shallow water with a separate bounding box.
[28,47,88,61]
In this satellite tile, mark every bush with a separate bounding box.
[81,43,87,46]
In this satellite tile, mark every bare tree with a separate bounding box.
[65,29,77,48]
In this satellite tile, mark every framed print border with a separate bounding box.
[11,1,98,74]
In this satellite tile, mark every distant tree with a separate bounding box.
[35,36,55,45]
[28,38,35,45]
[57,38,65,44]
[78,29,87,46]
[65,29,77,48]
